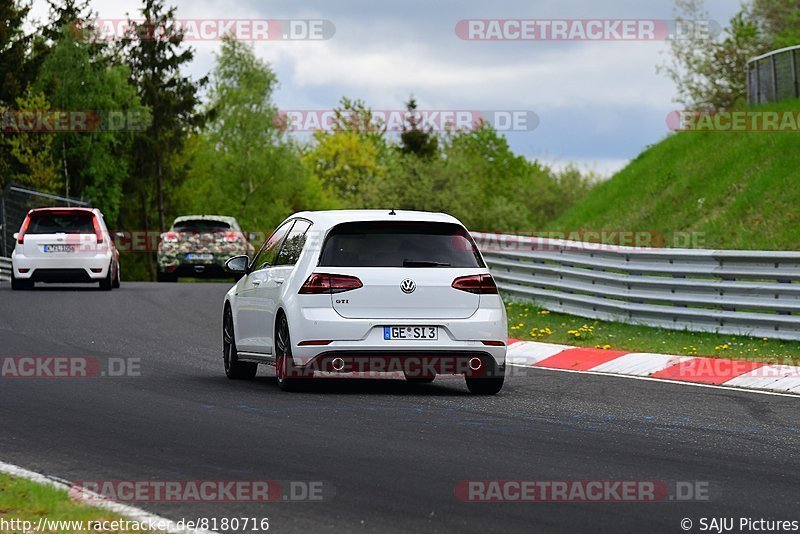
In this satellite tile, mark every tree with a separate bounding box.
[4,92,60,193]
[35,26,149,222]
[750,0,800,48]
[399,97,438,158]
[0,0,34,189]
[0,1,32,107]
[121,0,204,232]
[120,0,204,279]
[659,0,764,109]
[178,37,332,231]
[303,98,388,206]
[41,0,93,44]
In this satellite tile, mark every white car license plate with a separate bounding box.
[185,253,213,261]
[43,244,75,253]
[384,326,438,340]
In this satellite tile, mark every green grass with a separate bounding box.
[551,99,800,250]
[505,299,800,365]
[0,474,149,533]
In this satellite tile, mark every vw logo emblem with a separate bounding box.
[400,279,416,294]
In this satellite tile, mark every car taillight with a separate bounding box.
[162,232,179,243]
[452,274,498,294]
[299,273,363,294]
[92,216,104,244]
[225,232,240,243]
[17,215,31,244]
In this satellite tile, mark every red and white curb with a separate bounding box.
[507,339,800,397]
[0,460,218,534]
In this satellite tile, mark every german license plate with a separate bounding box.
[185,253,213,261]
[43,244,75,253]
[384,326,438,340]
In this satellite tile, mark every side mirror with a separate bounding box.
[12,233,19,240]
[225,255,249,274]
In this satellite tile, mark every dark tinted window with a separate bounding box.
[27,213,94,234]
[251,221,293,271]
[319,221,484,268]
[275,220,311,266]
[173,220,231,232]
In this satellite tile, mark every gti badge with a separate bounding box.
[400,279,416,294]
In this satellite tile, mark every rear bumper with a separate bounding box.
[11,251,111,282]
[301,351,504,378]
[286,306,507,368]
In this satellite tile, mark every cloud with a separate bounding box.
[29,0,742,170]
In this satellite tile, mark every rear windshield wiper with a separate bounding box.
[403,260,451,267]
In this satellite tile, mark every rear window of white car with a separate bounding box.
[27,213,94,234]
[318,221,485,268]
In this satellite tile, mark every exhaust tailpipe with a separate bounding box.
[331,357,345,372]
[469,357,482,371]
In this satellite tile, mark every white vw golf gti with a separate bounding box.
[221,210,507,394]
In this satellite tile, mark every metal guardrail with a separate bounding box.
[474,232,800,341]
[747,45,800,105]
[0,257,11,282]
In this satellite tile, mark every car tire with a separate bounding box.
[99,263,113,291]
[10,271,33,290]
[112,262,121,288]
[465,375,504,395]
[275,313,306,391]
[157,271,178,283]
[223,307,257,380]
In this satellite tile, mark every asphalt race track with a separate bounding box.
[1,282,799,533]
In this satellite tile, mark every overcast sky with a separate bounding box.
[30,0,741,176]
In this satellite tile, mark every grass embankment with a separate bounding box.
[0,474,149,533]
[552,99,800,250]
[506,300,800,365]
[514,100,800,361]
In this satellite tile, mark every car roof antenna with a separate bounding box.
[389,209,396,215]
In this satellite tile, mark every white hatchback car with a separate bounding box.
[222,210,507,394]
[10,207,121,290]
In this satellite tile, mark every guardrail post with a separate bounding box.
[755,60,761,104]
[771,55,778,101]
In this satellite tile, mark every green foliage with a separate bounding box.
[0,0,32,107]
[121,0,205,233]
[750,0,800,49]
[177,37,334,233]
[303,98,594,231]
[662,0,800,108]
[1,1,596,281]
[399,97,439,158]
[303,98,387,207]
[3,92,60,192]
[660,0,764,108]
[34,27,149,223]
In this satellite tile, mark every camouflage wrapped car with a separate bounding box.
[156,215,254,282]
